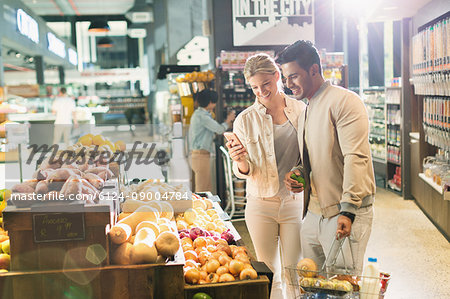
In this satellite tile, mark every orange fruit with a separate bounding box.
[78,134,93,146]
[115,140,126,152]
[92,135,106,146]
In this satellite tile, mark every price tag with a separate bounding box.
[6,123,29,144]
[33,213,85,243]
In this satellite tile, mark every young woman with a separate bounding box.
[226,54,306,298]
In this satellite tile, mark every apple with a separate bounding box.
[0,253,10,270]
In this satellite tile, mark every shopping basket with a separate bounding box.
[286,236,391,299]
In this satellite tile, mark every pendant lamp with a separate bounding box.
[88,20,110,32]
[97,37,114,48]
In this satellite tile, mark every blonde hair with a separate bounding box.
[243,53,281,83]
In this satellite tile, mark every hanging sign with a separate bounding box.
[68,48,78,65]
[16,9,39,43]
[47,32,66,59]
[232,0,315,46]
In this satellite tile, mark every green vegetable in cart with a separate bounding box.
[290,173,305,186]
[193,292,212,299]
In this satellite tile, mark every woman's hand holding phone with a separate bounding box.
[224,132,246,162]
[224,132,249,174]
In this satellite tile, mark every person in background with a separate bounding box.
[52,87,78,146]
[226,53,306,299]
[278,40,376,274]
[189,89,235,192]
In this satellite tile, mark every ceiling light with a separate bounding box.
[97,37,114,48]
[88,20,110,32]
[126,0,153,23]
[24,56,34,63]
[15,52,21,58]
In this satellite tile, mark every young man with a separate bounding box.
[188,89,235,192]
[52,87,78,146]
[277,40,376,274]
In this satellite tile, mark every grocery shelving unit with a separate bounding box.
[410,11,450,241]
[385,86,403,194]
[101,96,148,115]
[364,88,387,187]
[364,86,403,194]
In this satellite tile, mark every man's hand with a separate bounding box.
[336,215,352,239]
[284,169,304,193]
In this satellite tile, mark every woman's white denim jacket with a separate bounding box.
[232,94,306,198]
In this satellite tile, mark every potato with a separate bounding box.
[83,173,104,190]
[61,175,82,198]
[47,169,76,182]
[85,166,109,175]
[35,181,49,194]
[12,183,35,194]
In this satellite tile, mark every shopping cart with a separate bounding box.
[219,145,245,221]
[286,237,391,299]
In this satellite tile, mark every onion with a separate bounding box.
[179,231,190,239]
[221,229,235,245]
[189,227,205,240]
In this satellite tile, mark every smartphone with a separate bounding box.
[223,132,242,147]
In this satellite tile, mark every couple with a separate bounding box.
[226,40,376,299]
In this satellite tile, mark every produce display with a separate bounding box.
[9,134,122,205]
[121,179,190,202]
[0,189,10,272]
[175,70,215,83]
[181,238,258,285]
[111,200,181,265]
[176,206,228,234]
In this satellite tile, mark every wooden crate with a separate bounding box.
[0,263,185,299]
[3,204,112,271]
[184,276,270,299]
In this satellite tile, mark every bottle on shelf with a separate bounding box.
[360,257,381,299]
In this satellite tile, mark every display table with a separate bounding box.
[0,191,271,299]
[0,263,185,299]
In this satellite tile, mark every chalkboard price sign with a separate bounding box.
[33,213,86,243]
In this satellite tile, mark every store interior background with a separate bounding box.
[0,0,449,298]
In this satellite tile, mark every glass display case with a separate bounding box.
[363,89,386,162]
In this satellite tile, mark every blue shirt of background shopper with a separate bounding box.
[188,89,235,192]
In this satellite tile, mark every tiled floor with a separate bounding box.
[233,188,450,299]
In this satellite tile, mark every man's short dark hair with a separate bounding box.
[196,89,218,108]
[275,40,322,73]
[60,87,67,94]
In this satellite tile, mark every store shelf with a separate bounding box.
[370,133,386,138]
[387,142,400,147]
[418,173,443,195]
[366,104,385,109]
[372,157,387,164]
[387,184,402,195]
[387,160,401,166]
[372,117,386,122]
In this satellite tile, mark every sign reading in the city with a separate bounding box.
[47,32,66,59]
[16,9,39,43]
[232,0,315,46]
